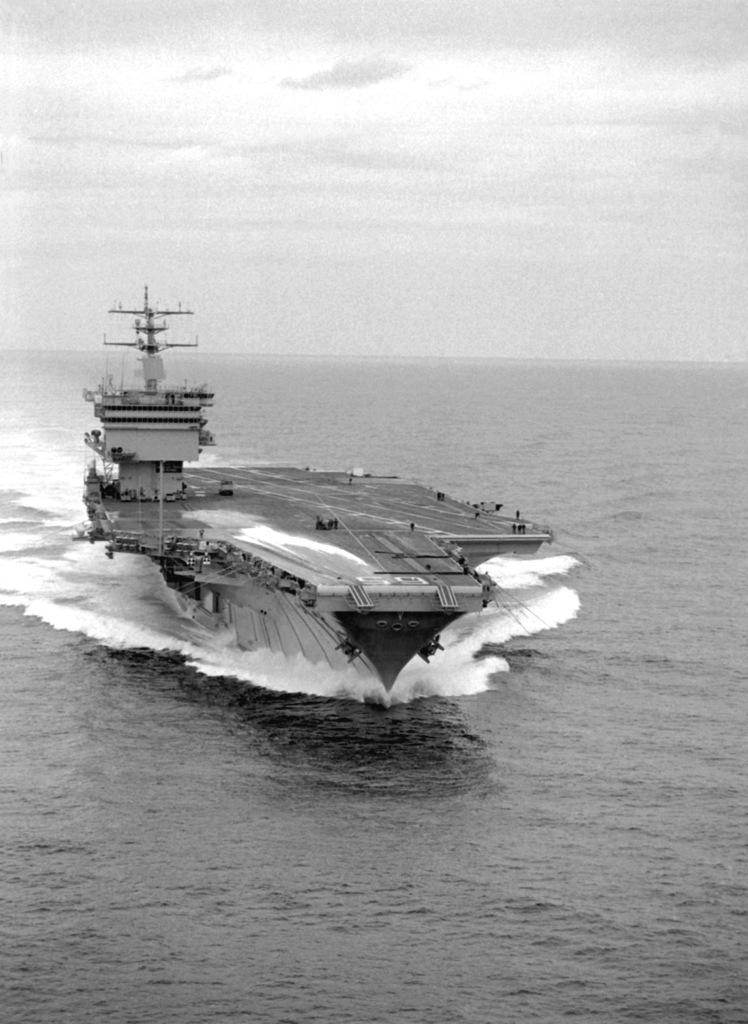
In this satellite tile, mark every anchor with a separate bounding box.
[418,635,444,662]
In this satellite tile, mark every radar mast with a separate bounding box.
[106,285,196,392]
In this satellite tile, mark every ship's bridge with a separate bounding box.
[85,381,215,461]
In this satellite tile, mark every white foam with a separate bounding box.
[387,584,580,703]
[184,640,487,708]
[186,644,375,700]
[479,553,580,589]
[1,542,205,659]
[22,596,199,654]
[488,584,581,639]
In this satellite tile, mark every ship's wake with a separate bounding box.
[1,514,580,704]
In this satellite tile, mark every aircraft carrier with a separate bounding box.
[82,290,552,691]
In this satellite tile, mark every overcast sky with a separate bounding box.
[3,0,747,359]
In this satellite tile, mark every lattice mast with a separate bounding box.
[106,284,196,390]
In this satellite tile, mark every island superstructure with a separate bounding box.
[83,290,552,691]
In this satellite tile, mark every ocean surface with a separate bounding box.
[2,350,746,1023]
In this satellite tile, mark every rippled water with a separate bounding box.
[1,352,746,1022]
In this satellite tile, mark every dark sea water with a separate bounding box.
[2,351,747,1023]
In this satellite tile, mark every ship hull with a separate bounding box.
[162,561,462,689]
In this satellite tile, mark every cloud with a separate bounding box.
[279,56,410,90]
[169,66,232,83]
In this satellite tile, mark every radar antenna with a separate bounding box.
[106,285,196,354]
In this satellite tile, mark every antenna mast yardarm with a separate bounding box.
[106,285,196,355]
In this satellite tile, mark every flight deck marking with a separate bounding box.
[213,479,409,529]
[186,471,513,537]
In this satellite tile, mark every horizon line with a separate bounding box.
[4,348,747,367]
